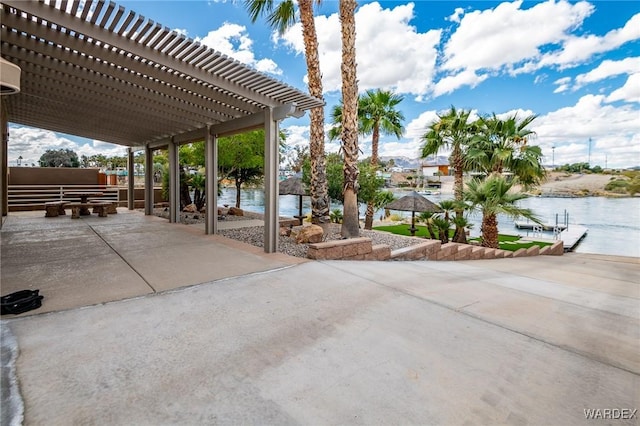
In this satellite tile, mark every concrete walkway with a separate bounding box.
[1,210,639,425]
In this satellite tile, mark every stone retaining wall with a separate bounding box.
[307,238,564,261]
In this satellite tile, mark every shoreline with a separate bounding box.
[148,208,640,261]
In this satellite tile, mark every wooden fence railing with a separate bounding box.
[8,184,120,211]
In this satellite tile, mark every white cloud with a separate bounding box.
[447,7,465,24]
[196,22,282,75]
[382,110,444,160]
[379,139,424,159]
[532,94,640,168]
[537,13,640,69]
[606,73,640,104]
[173,28,189,38]
[7,126,126,167]
[433,70,488,97]
[278,2,441,96]
[442,0,594,73]
[553,76,571,93]
[574,57,640,88]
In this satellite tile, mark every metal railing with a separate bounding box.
[8,184,120,210]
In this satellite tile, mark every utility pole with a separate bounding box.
[588,137,592,166]
[551,146,555,169]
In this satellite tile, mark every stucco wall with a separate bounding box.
[8,167,100,185]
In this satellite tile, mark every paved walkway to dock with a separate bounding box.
[2,210,639,425]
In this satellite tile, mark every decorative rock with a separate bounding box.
[293,224,324,244]
[183,203,198,213]
[228,207,244,216]
[280,227,292,237]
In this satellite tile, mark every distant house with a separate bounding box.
[389,166,404,173]
[421,156,449,177]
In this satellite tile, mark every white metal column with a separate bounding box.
[205,127,218,235]
[263,108,279,253]
[168,139,179,223]
[1,106,8,219]
[127,148,135,210]
[144,144,153,215]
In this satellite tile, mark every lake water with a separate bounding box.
[218,187,640,258]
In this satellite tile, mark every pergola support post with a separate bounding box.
[144,144,153,215]
[205,127,218,235]
[127,147,134,210]
[168,139,179,223]
[264,107,279,253]
[1,105,8,220]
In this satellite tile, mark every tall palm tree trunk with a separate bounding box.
[452,146,467,243]
[482,212,499,249]
[370,124,380,166]
[340,0,360,238]
[364,124,380,230]
[299,0,330,224]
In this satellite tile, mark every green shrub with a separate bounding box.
[605,179,629,193]
[388,213,405,222]
[329,209,343,224]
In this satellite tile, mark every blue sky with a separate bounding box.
[9,0,640,169]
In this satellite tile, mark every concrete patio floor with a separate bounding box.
[1,209,639,425]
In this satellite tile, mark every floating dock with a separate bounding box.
[514,210,588,252]
[514,221,566,231]
[514,223,588,252]
[559,225,589,252]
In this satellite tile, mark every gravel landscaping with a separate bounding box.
[149,207,425,258]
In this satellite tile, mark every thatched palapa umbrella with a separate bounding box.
[279,174,308,225]
[385,191,442,236]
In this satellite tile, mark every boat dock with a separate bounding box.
[559,225,589,252]
[514,221,566,231]
[514,210,588,252]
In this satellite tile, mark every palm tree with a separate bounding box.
[339,0,359,238]
[467,113,545,187]
[360,89,405,167]
[464,175,541,249]
[421,107,475,243]
[360,89,404,229]
[418,211,438,240]
[435,199,456,243]
[245,0,330,224]
[329,90,405,229]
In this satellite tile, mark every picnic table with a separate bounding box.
[63,191,104,216]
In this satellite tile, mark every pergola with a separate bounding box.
[0,0,323,252]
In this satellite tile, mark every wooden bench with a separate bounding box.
[44,201,68,217]
[89,199,118,214]
[66,202,111,219]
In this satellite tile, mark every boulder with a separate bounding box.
[293,224,324,244]
[228,207,244,216]
[183,203,198,213]
[280,226,292,237]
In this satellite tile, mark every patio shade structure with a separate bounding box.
[278,175,308,225]
[385,191,442,236]
[0,0,323,253]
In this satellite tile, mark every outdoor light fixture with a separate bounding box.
[0,57,21,95]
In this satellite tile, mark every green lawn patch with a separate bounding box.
[468,235,553,252]
[374,224,552,252]
[373,224,453,239]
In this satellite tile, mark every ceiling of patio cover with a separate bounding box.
[0,0,323,146]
